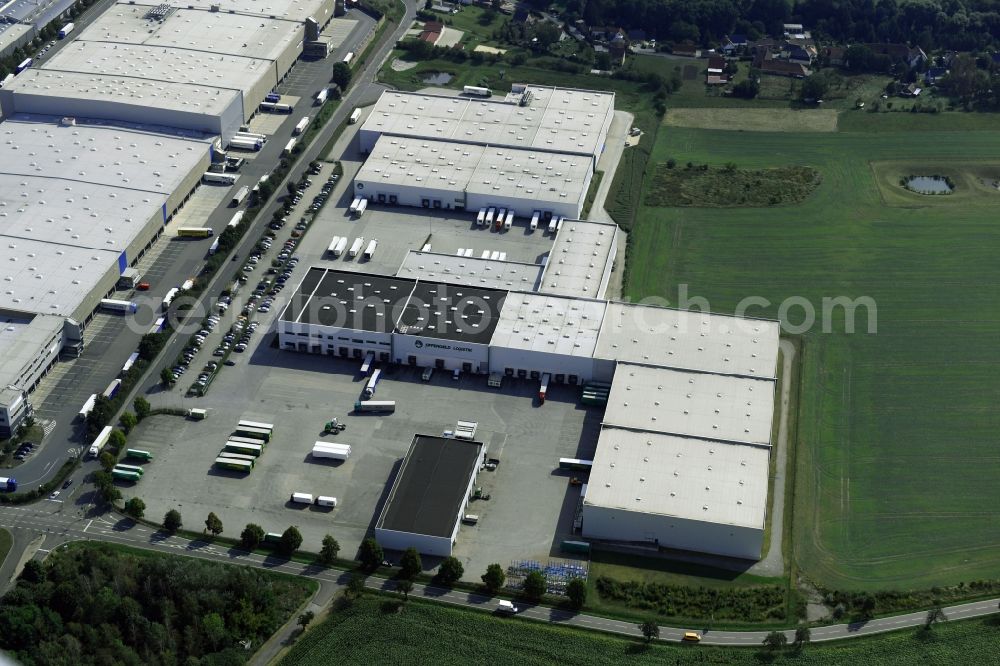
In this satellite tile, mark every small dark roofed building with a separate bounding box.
[375,435,485,556]
[672,41,701,58]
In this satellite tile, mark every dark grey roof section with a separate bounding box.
[282,268,416,333]
[378,435,483,538]
[396,280,507,343]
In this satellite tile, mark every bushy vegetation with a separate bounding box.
[645,163,822,207]
[594,577,788,622]
[822,579,1000,619]
[0,543,314,665]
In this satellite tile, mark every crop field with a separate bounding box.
[664,108,839,133]
[627,113,1000,590]
[279,595,998,665]
[645,164,822,207]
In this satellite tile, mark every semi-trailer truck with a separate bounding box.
[354,400,395,413]
[315,88,329,105]
[291,492,314,504]
[202,172,238,185]
[231,187,250,207]
[363,239,378,261]
[227,137,262,151]
[293,116,310,135]
[463,85,492,97]
[58,22,75,38]
[349,108,361,124]
[316,496,338,507]
[348,237,364,258]
[363,368,381,398]
[334,236,348,257]
[354,198,367,217]
[327,236,343,256]
[0,477,17,492]
[79,393,97,419]
[100,299,137,314]
[283,138,296,155]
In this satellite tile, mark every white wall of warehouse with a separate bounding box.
[466,169,591,221]
[375,528,454,557]
[488,346,596,384]
[354,179,467,211]
[393,334,490,373]
[581,504,764,561]
[279,321,393,361]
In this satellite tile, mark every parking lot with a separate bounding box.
[128,347,599,578]
[129,113,600,580]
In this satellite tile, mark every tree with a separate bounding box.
[397,579,414,600]
[522,570,546,601]
[123,497,145,519]
[481,563,505,594]
[240,523,265,551]
[925,606,946,629]
[19,560,46,584]
[331,61,352,90]
[566,578,587,609]
[763,631,788,650]
[108,429,126,452]
[358,537,384,571]
[92,471,121,505]
[133,397,151,420]
[799,74,829,102]
[278,526,303,556]
[400,547,422,579]
[160,367,175,386]
[163,509,182,534]
[120,412,137,434]
[733,75,760,99]
[139,333,165,361]
[319,534,340,565]
[204,512,223,536]
[347,573,366,599]
[298,610,314,630]
[98,451,116,472]
[639,618,659,643]
[793,626,811,650]
[530,23,560,51]
[436,556,464,585]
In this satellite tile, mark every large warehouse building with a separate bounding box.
[281,256,781,558]
[375,435,485,557]
[0,0,338,141]
[354,85,615,220]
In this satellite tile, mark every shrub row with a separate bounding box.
[594,576,788,622]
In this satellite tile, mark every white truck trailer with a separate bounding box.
[363,239,378,260]
[348,237,365,258]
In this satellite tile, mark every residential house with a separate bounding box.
[822,46,845,66]
[672,41,701,58]
[783,23,810,39]
[865,43,927,68]
[609,31,628,66]
[706,55,729,85]
[754,49,810,78]
[925,67,948,85]
[418,21,444,45]
[721,34,749,56]
[627,29,646,42]
[786,43,813,65]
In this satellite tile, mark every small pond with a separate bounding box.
[904,176,954,194]
[422,72,453,85]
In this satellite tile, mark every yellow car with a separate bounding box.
[682,632,702,642]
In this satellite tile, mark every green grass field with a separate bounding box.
[280,595,1000,665]
[627,112,1000,590]
[0,528,11,569]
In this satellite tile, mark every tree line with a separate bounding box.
[552,0,1000,51]
[0,543,313,666]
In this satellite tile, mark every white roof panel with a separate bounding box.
[584,426,770,529]
[596,302,780,379]
[396,250,542,291]
[491,291,606,357]
[603,363,775,445]
[539,218,616,298]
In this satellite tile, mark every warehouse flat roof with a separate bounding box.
[7,69,239,119]
[0,239,119,317]
[377,435,483,538]
[603,363,776,445]
[396,251,543,291]
[491,291,606,357]
[281,267,414,332]
[396,280,506,343]
[539,218,616,299]
[595,302,781,379]
[584,426,770,529]
[82,5,300,61]
[356,135,591,205]
[43,41,273,100]
[162,0,332,20]
[0,311,65,390]
[362,85,614,158]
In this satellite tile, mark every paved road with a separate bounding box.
[1,500,997,648]
[7,4,396,492]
